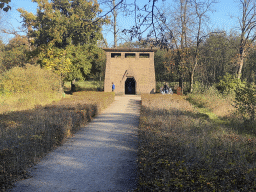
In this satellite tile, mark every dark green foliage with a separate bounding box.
[216,73,243,94]
[1,35,30,72]
[154,49,179,82]
[243,48,256,83]
[197,33,239,85]
[154,49,167,81]
[87,47,106,80]
[18,0,108,82]
[235,83,256,122]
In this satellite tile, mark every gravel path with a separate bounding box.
[9,95,141,192]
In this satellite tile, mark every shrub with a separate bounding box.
[0,64,62,113]
[0,64,61,96]
[235,83,256,123]
[216,73,243,94]
[0,91,115,190]
[191,81,209,94]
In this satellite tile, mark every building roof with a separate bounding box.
[103,48,158,52]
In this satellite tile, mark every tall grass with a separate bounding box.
[186,84,236,118]
[137,93,256,191]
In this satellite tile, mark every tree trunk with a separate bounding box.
[237,50,244,79]
[179,77,183,93]
[113,0,117,48]
[190,54,198,93]
[71,79,76,92]
[189,72,194,93]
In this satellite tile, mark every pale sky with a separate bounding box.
[1,0,241,45]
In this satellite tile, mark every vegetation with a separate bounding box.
[64,80,104,92]
[0,91,114,190]
[1,0,256,190]
[235,83,256,123]
[137,93,256,191]
[17,0,108,89]
[0,64,62,114]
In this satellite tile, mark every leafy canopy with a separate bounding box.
[18,0,108,81]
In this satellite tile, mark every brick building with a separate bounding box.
[103,48,157,95]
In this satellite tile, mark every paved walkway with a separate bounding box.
[9,95,141,192]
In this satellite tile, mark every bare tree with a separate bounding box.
[189,0,217,93]
[119,0,170,46]
[153,0,217,92]
[236,0,256,79]
[174,0,194,90]
[99,0,132,48]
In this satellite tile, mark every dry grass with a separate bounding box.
[186,86,236,118]
[0,92,62,114]
[0,91,114,191]
[137,93,256,191]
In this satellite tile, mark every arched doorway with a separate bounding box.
[125,77,136,94]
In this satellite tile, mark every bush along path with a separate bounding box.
[1,91,114,191]
[8,95,140,192]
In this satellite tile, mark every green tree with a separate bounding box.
[198,33,238,84]
[18,0,108,90]
[2,35,30,71]
[235,83,256,123]
[154,49,167,82]
[0,39,4,73]
[87,46,106,81]
[243,45,256,83]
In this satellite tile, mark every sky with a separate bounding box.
[1,0,242,46]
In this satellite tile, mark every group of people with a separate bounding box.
[112,82,173,94]
[160,82,173,94]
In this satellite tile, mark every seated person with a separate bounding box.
[163,82,169,94]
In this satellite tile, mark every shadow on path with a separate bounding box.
[9,96,141,192]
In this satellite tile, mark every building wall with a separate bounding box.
[104,51,156,94]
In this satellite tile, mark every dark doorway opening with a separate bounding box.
[125,78,136,94]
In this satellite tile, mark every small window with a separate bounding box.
[139,53,150,58]
[125,53,136,58]
[111,53,121,58]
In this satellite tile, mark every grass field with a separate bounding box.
[137,93,256,191]
[0,91,114,191]
[64,81,104,92]
[0,80,105,115]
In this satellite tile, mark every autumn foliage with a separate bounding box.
[0,64,62,114]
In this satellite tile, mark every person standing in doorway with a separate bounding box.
[112,82,115,92]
